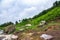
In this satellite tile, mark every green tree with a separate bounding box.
[0,22,14,27]
[15,21,18,24]
[53,1,60,6]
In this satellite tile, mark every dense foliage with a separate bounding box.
[32,7,60,25]
[53,1,60,6]
[0,22,14,27]
[31,1,60,25]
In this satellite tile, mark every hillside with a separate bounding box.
[0,1,60,40]
[15,4,60,40]
[15,1,60,31]
[0,1,60,32]
[32,7,60,25]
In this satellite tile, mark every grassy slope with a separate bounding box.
[16,6,60,31]
[31,7,60,25]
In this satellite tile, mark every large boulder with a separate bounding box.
[40,34,53,40]
[4,25,16,34]
[38,20,47,27]
[45,30,60,40]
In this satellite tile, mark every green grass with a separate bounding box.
[15,6,60,31]
[31,7,60,25]
[41,21,60,31]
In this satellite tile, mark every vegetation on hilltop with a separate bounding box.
[15,1,60,30]
[0,1,60,31]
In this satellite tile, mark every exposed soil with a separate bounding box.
[14,19,60,40]
[14,30,60,40]
[14,24,60,40]
[45,30,60,40]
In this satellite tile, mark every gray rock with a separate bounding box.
[40,34,53,40]
[0,30,4,34]
[4,25,16,34]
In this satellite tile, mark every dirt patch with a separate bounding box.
[45,30,60,40]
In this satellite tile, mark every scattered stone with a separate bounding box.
[0,30,4,34]
[19,28,24,32]
[0,34,18,40]
[37,32,41,34]
[25,24,32,26]
[11,35,18,40]
[22,33,26,35]
[40,34,53,40]
[26,33,33,36]
[38,20,47,27]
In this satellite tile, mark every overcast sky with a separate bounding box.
[0,0,57,24]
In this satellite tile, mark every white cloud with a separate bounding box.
[18,7,37,18]
[0,0,56,24]
[24,7,37,12]
[1,0,15,6]
[21,0,40,5]
[20,0,49,5]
